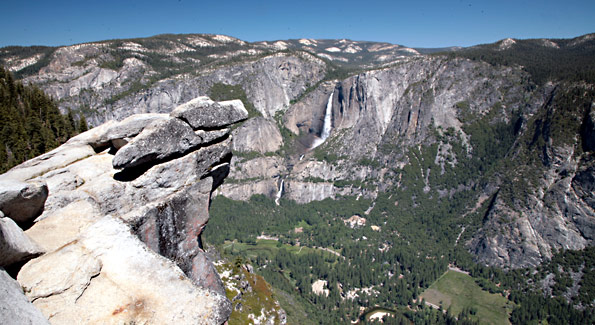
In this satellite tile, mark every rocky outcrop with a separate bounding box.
[88,113,168,151]
[327,57,528,160]
[219,179,280,202]
[214,259,287,324]
[228,156,287,180]
[285,181,336,204]
[0,96,247,324]
[217,155,286,201]
[472,168,595,269]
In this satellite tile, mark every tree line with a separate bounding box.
[0,67,88,173]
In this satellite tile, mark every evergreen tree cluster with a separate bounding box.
[0,67,88,173]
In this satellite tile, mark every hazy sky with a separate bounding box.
[2,0,594,48]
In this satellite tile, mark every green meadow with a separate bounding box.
[421,270,514,324]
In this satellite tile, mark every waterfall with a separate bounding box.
[320,90,334,140]
[275,179,284,205]
[311,90,334,149]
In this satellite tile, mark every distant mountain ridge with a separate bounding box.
[2,32,594,269]
[0,33,422,79]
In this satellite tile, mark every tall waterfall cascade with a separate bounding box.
[310,91,334,149]
[275,179,284,205]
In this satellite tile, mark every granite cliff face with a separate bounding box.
[0,97,247,324]
[470,83,595,268]
[2,33,594,271]
[226,56,532,203]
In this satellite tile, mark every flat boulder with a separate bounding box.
[171,96,248,129]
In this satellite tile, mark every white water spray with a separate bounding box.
[275,179,284,205]
[311,91,334,149]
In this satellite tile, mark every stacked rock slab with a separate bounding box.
[0,96,248,324]
[0,180,48,324]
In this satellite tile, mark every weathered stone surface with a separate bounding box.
[0,180,48,224]
[573,164,595,211]
[0,215,43,267]
[112,117,203,169]
[472,146,595,268]
[0,268,49,325]
[231,117,283,153]
[131,140,231,200]
[171,96,248,129]
[291,159,339,181]
[101,113,169,141]
[25,200,98,253]
[56,113,167,154]
[18,217,231,325]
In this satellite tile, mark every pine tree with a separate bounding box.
[65,108,76,138]
[78,114,88,132]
